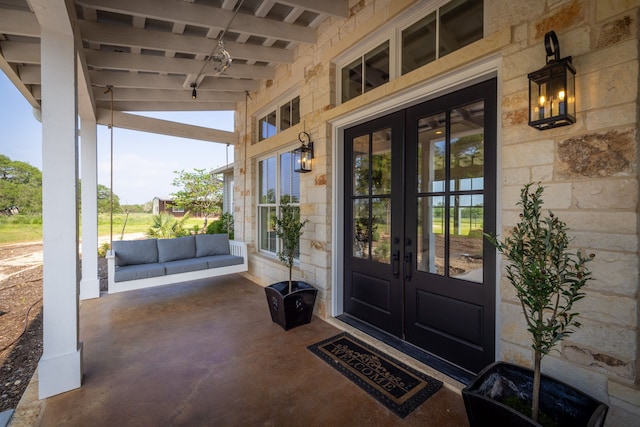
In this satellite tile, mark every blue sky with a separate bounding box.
[0,72,235,205]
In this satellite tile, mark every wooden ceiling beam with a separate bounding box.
[76,0,316,44]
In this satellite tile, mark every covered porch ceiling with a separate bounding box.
[0,0,348,142]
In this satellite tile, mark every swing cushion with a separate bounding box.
[195,234,231,257]
[201,254,244,269]
[114,263,166,282]
[157,235,196,263]
[113,239,159,267]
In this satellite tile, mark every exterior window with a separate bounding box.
[280,97,300,131]
[341,57,362,103]
[258,96,300,141]
[340,0,484,101]
[365,41,390,93]
[439,0,484,58]
[259,111,276,141]
[402,12,436,74]
[258,150,301,257]
[342,41,389,103]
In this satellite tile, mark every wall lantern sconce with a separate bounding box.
[293,132,314,173]
[528,31,576,130]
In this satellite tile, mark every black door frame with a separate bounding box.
[403,78,497,373]
[339,77,498,375]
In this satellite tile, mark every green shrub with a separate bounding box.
[206,212,234,239]
[97,242,110,257]
[146,212,192,238]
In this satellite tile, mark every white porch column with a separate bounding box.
[80,119,100,300]
[37,26,83,399]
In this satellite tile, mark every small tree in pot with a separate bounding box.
[463,183,606,426]
[264,199,317,330]
[275,199,308,294]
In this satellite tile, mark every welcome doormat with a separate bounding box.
[307,333,443,418]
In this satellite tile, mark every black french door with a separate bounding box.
[344,79,497,373]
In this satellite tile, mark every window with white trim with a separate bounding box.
[257,148,301,257]
[338,0,484,104]
[258,96,300,141]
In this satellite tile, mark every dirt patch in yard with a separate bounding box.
[0,242,108,412]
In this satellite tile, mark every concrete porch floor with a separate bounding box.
[12,275,469,426]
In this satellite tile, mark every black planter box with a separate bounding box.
[462,361,608,427]
[265,281,317,331]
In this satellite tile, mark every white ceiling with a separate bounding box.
[0,0,348,115]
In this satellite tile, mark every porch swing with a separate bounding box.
[104,88,247,295]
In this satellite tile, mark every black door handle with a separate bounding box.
[404,252,412,280]
[392,250,400,278]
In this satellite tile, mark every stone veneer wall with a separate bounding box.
[233,0,640,424]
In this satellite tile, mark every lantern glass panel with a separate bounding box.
[293,146,312,173]
[528,59,576,130]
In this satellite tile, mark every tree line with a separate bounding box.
[0,154,146,215]
[1,155,223,221]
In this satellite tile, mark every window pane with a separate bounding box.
[417,195,444,275]
[364,41,389,93]
[291,164,300,203]
[439,0,484,58]
[371,197,391,264]
[280,152,291,202]
[280,152,300,203]
[291,96,300,127]
[371,128,392,195]
[342,57,362,103]
[260,206,277,254]
[353,199,370,259]
[280,97,300,131]
[448,195,483,282]
[259,157,276,203]
[259,111,277,141]
[402,12,436,74]
[280,102,292,131]
[417,113,446,193]
[353,135,369,196]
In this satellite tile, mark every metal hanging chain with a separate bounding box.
[194,0,246,83]
[105,85,114,248]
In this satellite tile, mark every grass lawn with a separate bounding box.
[0,223,43,244]
[0,213,207,245]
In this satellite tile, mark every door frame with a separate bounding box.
[330,55,503,362]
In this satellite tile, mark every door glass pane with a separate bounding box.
[416,195,444,275]
[417,113,446,192]
[448,195,483,282]
[439,0,484,58]
[353,135,369,196]
[371,197,391,264]
[342,57,362,103]
[371,128,392,195]
[353,199,370,259]
[402,12,436,75]
[450,101,485,191]
[364,41,389,93]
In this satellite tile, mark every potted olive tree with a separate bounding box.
[462,183,608,426]
[264,199,317,330]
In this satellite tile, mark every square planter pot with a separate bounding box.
[462,361,608,427]
[264,281,317,331]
